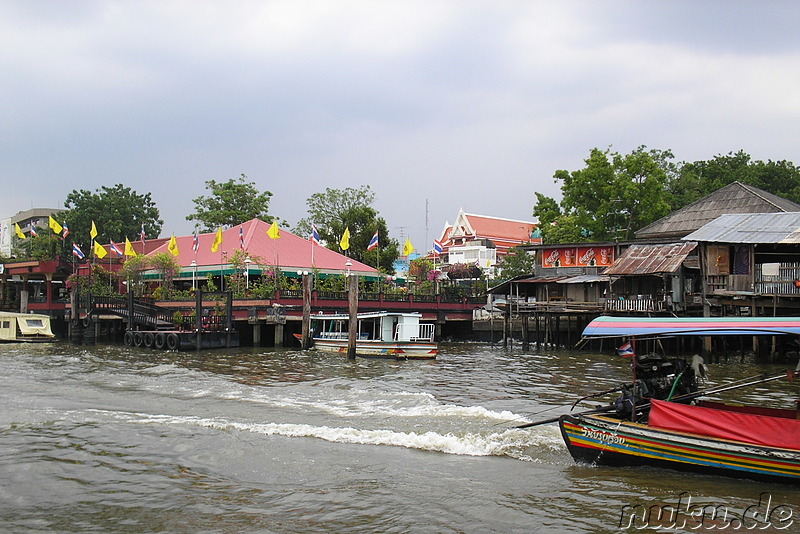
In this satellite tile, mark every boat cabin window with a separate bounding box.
[1,321,9,329]
[25,319,44,328]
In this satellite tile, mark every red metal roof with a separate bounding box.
[603,242,698,275]
[439,212,538,255]
[148,219,378,275]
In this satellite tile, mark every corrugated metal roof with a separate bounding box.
[604,242,697,275]
[557,274,610,284]
[683,212,800,244]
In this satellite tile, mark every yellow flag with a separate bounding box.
[211,227,223,252]
[124,237,137,257]
[14,223,25,239]
[339,227,350,251]
[267,221,280,239]
[403,237,414,256]
[90,220,98,241]
[94,241,108,259]
[168,234,180,256]
[49,216,63,235]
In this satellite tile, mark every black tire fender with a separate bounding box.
[166,333,179,351]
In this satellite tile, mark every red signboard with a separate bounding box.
[576,246,614,267]
[542,246,614,268]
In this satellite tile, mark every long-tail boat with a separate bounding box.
[529,317,800,484]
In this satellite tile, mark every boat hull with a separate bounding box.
[311,338,437,359]
[559,413,800,484]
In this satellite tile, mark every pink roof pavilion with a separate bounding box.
[148,218,378,279]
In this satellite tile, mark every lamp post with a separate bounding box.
[345,259,352,278]
[245,257,252,289]
[221,251,227,292]
[190,259,197,291]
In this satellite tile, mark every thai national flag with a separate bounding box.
[140,223,146,244]
[192,230,199,252]
[616,341,635,358]
[367,230,379,251]
[310,224,321,245]
[62,222,70,239]
[109,240,123,258]
[30,226,38,237]
[239,226,244,249]
[433,239,444,255]
[72,243,85,259]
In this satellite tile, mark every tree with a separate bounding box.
[670,151,800,209]
[534,146,675,243]
[324,205,399,273]
[149,252,182,300]
[498,246,536,280]
[119,254,150,297]
[187,174,276,231]
[294,185,375,237]
[62,184,163,246]
[296,185,398,272]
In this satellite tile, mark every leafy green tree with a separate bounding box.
[62,184,163,246]
[149,252,182,300]
[187,174,276,231]
[670,151,800,208]
[27,229,63,261]
[498,246,536,280]
[296,185,398,273]
[534,146,675,243]
[119,254,150,297]
[324,205,399,273]
[294,185,375,237]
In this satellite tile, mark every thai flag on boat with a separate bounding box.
[367,230,379,251]
[616,341,635,358]
[310,224,321,245]
[192,230,199,252]
[433,239,444,255]
[109,240,123,257]
[72,243,85,259]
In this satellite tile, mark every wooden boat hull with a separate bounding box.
[311,337,437,359]
[559,413,800,484]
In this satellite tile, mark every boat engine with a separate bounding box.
[615,353,699,419]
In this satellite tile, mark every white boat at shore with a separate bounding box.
[303,311,438,359]
[0,311,55,342]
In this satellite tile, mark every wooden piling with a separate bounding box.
[301,273,312,349]
[347,275,358,359]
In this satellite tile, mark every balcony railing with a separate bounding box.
[603,297,664,313]
[754,262,800,296]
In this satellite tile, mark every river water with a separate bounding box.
[0,341,797,533]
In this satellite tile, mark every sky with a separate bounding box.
[3,0,800,253]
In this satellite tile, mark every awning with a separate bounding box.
[603,242,697,275]
[487,275,567,294]
[557,274,610,284]
[582,316,800,338]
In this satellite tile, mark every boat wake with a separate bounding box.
[88,409,564,461]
